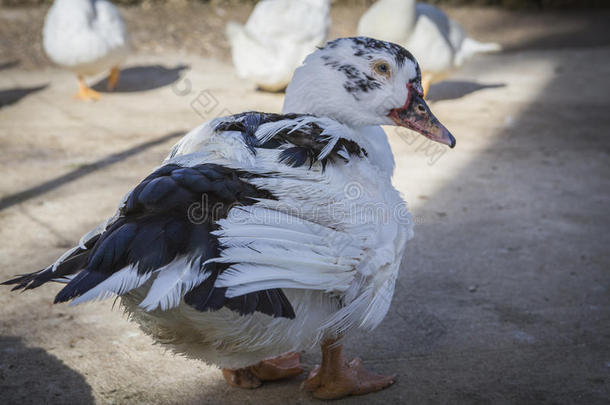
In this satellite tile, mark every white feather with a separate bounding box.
[71,265,150,305]
[214,226,325,245]
[218,263,354,297]
[360,272,397,330]
[207,248,352,273]
[139,257,210,312]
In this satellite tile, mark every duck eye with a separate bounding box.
[374,61,391,77]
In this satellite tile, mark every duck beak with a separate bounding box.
[388,90,456,148]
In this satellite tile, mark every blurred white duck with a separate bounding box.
[358,0,501,96]
[226,0,330,92]
[4,37,455,399]
[43,0,130,100]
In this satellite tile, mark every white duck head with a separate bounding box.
[283,37,455,148]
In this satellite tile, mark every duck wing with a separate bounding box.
[3,113,370,323]
[171,112,398,333]
[3,162,294,319]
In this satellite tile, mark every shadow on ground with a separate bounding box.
[0,131,184,212]
[501,10,610,51]
[0,60,20,71]
[0,84,47,108]
[92,65,188,93]
[0,335,94,404]
[427,80,505,102]
[377,49,610,404]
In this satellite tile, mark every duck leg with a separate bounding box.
[74,75,101,101]
[302,337,395,400]
[107,66,121,91]
[222,352,304,389]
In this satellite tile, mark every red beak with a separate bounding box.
[388,85,456,148]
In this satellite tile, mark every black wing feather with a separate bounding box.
[3,163,295,319]
[214,112,367,170]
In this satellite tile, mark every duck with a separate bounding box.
[43,0,130,100]
[4,37,455,399]
[357,0,501,96]
[226,0,330,92]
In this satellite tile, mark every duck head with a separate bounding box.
[283,37,455,148]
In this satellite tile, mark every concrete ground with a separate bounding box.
[1,4,609,405]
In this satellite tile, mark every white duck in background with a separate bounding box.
[4,37,455,399]
[358,0,501,96]
[226,0,330,92]
[43,0,130,100]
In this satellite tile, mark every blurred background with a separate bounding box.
[2,0,610,70]
[1,1,609,404]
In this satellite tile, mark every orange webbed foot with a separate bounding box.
[302,338,395,399]
[303,357,395,399]
[74,76,101,101]
[222,352,304,389]
[248,352,304,381]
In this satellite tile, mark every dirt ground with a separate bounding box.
[1,3,609,405]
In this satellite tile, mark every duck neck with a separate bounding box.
[282,92,395,176]
[354,126,396,177]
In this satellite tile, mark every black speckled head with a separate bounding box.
[284,36,425,127]
[344,37,418,68]
[321,37,422,99]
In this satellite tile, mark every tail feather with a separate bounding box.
[3,267,69,292]
[2,246,91,291]
[455,37,501,66]
[462,37,502,54]
[2,269,51,291]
